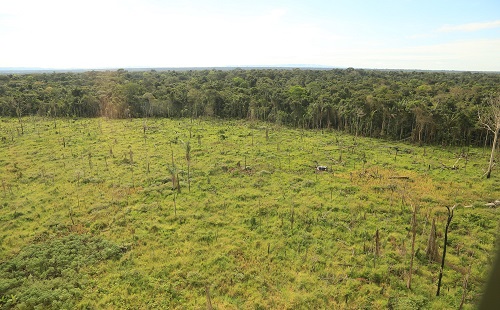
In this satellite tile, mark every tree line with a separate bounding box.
[0,68,498,146]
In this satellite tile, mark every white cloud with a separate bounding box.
[438,20,500,33]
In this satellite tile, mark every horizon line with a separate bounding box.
[0,65,499,74]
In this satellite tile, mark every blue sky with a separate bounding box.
[1,0,499,71]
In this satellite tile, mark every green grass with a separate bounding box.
[0,116,499,309]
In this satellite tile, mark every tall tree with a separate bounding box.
[9,96,25,134]
[478,95,500,178]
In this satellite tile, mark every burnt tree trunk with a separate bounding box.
[436,205,455,296]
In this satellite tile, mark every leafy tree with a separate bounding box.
[0,68,499,147]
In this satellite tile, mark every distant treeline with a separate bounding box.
[0,68,499,145]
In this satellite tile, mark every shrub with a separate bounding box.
[0,234,124,309]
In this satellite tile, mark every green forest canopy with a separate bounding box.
[1,68,499,146]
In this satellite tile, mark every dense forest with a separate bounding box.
[1,68,499,145]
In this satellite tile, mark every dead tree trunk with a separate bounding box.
[478,95,500,179]
[176,173,181,193]
[14,99,25,135]
[374,228,380,268]
[486,128,498,178]
[426,218,439,262]
[436,205,455,296]
[205,285,213,310]
[407,205,417,289]
[459,265,471,310]
[185,141,191,192]
[173,192,177,217]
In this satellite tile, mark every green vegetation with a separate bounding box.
[0,234,123,309]
[0,116,498,309]
[1,68,499,146]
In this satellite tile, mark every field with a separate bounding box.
[1,116,499,309]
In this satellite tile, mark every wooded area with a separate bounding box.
[1,68,498,146]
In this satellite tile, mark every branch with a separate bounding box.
[478,111,494,133]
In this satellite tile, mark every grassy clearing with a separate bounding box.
[0,117,499,309]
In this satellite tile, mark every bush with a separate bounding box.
[0,234,124,309]
[388,295,428,310]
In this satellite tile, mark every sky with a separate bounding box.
[0,0,499,71]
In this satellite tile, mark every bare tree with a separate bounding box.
[7,96,25,135]
[436,205,455,296]
[478,95,500,178]
[426,218,439,262]
[459,265,471,310]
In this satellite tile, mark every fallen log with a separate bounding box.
[388,176,411,180]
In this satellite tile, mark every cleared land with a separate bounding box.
[0,117,499,309]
